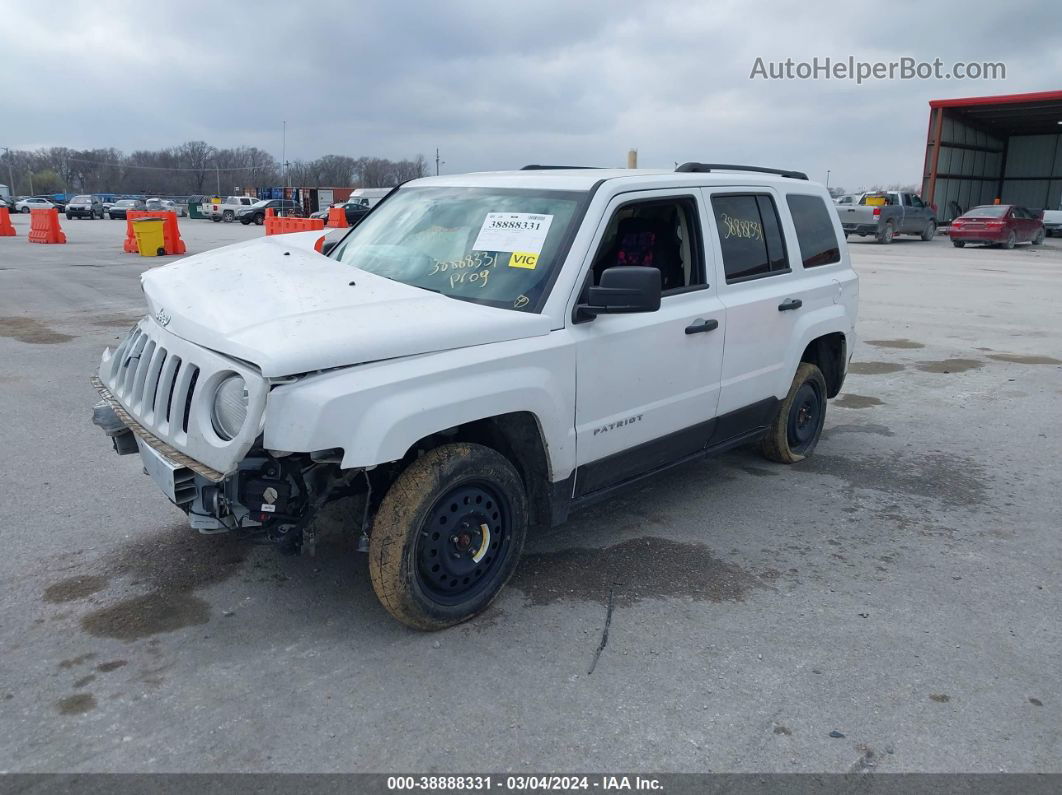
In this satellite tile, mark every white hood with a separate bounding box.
[140,233,551,377]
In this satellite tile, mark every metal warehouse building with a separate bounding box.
[922,90,1062,221]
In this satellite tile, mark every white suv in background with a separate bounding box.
[92,164,858,630]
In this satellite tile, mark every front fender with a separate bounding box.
[263,336,576,479]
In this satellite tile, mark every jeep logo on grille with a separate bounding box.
[155,308,171,327]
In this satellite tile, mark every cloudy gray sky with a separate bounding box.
[3,0,1059,190]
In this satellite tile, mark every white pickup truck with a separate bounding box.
[91,164,858,630]
[208,195,258,222]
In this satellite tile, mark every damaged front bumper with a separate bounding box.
[91,378,352,549]
[92,378,260,533]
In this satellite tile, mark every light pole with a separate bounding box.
[826,170,831,189]
[282,121,288,190]
[435,147,444,176]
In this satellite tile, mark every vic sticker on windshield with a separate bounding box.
[472,213,554,269]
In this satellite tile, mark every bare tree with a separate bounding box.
[174,140,216,195]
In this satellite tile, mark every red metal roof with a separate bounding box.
[929,90,1062,109]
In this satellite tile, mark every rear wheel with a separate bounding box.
[1032,228,1045,246]
[223,210,234,222]
[369,443,527,630]
[211,215,221,223]
[920,221,936,241]
[761,363,828,464]
[1004,231,1016,250]
[953,240,965,248]
[877,221,895,244]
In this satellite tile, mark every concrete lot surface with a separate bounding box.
[0,214,1059,773]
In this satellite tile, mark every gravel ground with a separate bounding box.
[0,213,1059,773]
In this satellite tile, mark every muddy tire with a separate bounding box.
[877,221,895,244]
[921,221,936,241]
[368,443,527,631]
[1032,228,1044,246]
[760,363,828,464]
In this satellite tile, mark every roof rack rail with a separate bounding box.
[675,162,808,180]
[520,164,601,170]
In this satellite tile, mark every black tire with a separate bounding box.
[66,214,72,220]
[20,207,30,213]
[1032,228,1044,246]
[877,221,895,244]
[254,214,264,226]
[953,240,965,248]
[920,221,936,241]
[760,363,828,464]
[223,210,234,222]
[211,215,221,223]
[1004,231,1016,250]
[369,443,527,631]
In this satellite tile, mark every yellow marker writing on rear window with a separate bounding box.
[508,251,538,269]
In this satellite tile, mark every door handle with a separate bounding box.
[685,319,719,335]
[778,298,803,312]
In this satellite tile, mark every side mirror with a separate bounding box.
[577,266,661,320]
[321,239,339,256]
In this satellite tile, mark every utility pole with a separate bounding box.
[826,170,831,189]
[215,163,221,195]
[627,149,638,169]
[282,120,288,189]
[435,147,441,176]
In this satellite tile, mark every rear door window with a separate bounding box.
[710,193,789,283]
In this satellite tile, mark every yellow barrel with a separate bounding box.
[132,217,166,257]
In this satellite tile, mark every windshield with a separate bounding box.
[330,186,585,312]
[962,206,1008,218]
[116,200,136,207]
[72,195,91,202]
[251,199,271,207]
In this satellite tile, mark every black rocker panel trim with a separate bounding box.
[571,397,779,501]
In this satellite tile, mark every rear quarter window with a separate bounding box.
[786,194,841,268]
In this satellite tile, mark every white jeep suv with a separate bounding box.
[92,164,858,630]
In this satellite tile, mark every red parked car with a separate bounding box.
[949,205,1045,249]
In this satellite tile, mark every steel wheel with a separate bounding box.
[369,443,528,630]
[416,481,511,606]
[786,381,823,455]
[761,362,828,464]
